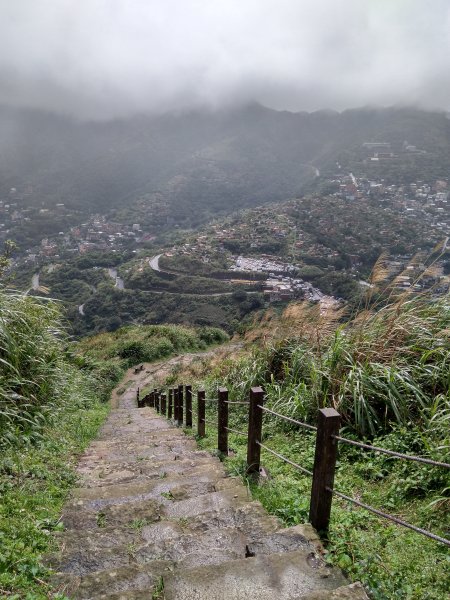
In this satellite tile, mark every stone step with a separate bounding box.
[162,485,250,520]
[52,561,170,600]
[78,445,199,463]
[77,447,212,465]
[81,437,198,454]
[78,458,223,489]
[54,501,279,558]
[91,581,369,600]
[301,583,369,599]
[61,486,250,530]
[70,470,227,506]
[99,417,173,430]
[95,427,173,440]
[52,536,332,600]
[163,549,349,600]
[50,516,310,577]
[50,527,247,576]
[92,428,189,441]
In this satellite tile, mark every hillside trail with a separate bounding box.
[49,349,368,599]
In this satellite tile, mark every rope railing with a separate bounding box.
[327,486,450,547]
[259,405,317,431]
[333,435,450,469]
[140,383,449,547]
[256,441,313,477]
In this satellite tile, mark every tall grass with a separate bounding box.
[0,288,101,446]
[210,293,449,443]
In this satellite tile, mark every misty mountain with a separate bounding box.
[1,104,449,229]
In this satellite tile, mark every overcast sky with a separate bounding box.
[1,0,449,120]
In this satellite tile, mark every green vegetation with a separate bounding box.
[0,401,107,599]
[125,265,233,294]
[0,289,115,442]
[71,286,263,337]
[0,286,115,598]
[180,293,450,599]
[78,323,229,368]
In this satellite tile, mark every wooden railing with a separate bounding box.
[137,384,450,545]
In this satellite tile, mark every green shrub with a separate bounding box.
[117,340,149,362]
[198,326,229,345]
[152,337,175,358]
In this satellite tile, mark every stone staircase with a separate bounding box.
[49,384,368,599]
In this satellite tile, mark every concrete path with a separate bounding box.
[49,376,368,599]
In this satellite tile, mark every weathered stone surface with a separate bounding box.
[61,498,161,530]
[163,549,348,600]
[78,458,219,489]
[54,561,171,599]
[70,474,218,507]
[301,583,369,599]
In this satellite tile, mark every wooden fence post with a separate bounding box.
[197,390,205,438]
[177,384,184,427]
[246,387,264,476]
[174,388,179,421]
[168,389,173,419]
[160,393,166,416]
[185,385,193,428]
[218,387,229,455]
[155,391,160,413]
[136,388,140,407]
[309,408,341,534]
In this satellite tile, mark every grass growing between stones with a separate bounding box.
[0,401,109,599]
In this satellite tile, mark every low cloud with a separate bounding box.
[1,0,449,119]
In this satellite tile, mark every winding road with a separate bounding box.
[149,254,162,271]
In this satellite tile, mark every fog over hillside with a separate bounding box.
[1,104,449,224]
[1,1,450,119]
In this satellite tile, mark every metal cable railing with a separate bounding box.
[225,426,247,436]
[333,435,450,469]
[256,440,313,477]
[259,405,317,431]
[145,384,450,547]
[225,400,249,405]
[326,486,450,547]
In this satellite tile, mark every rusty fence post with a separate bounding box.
[218,387,229,455]
[246,387,264,476]
[168,388,173,420]
[160,393,166,416]
[177,384,184,427]
[309,408,341,534]
[136,388,140,407]
[185,385,193,428]
[197,390,205,438]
